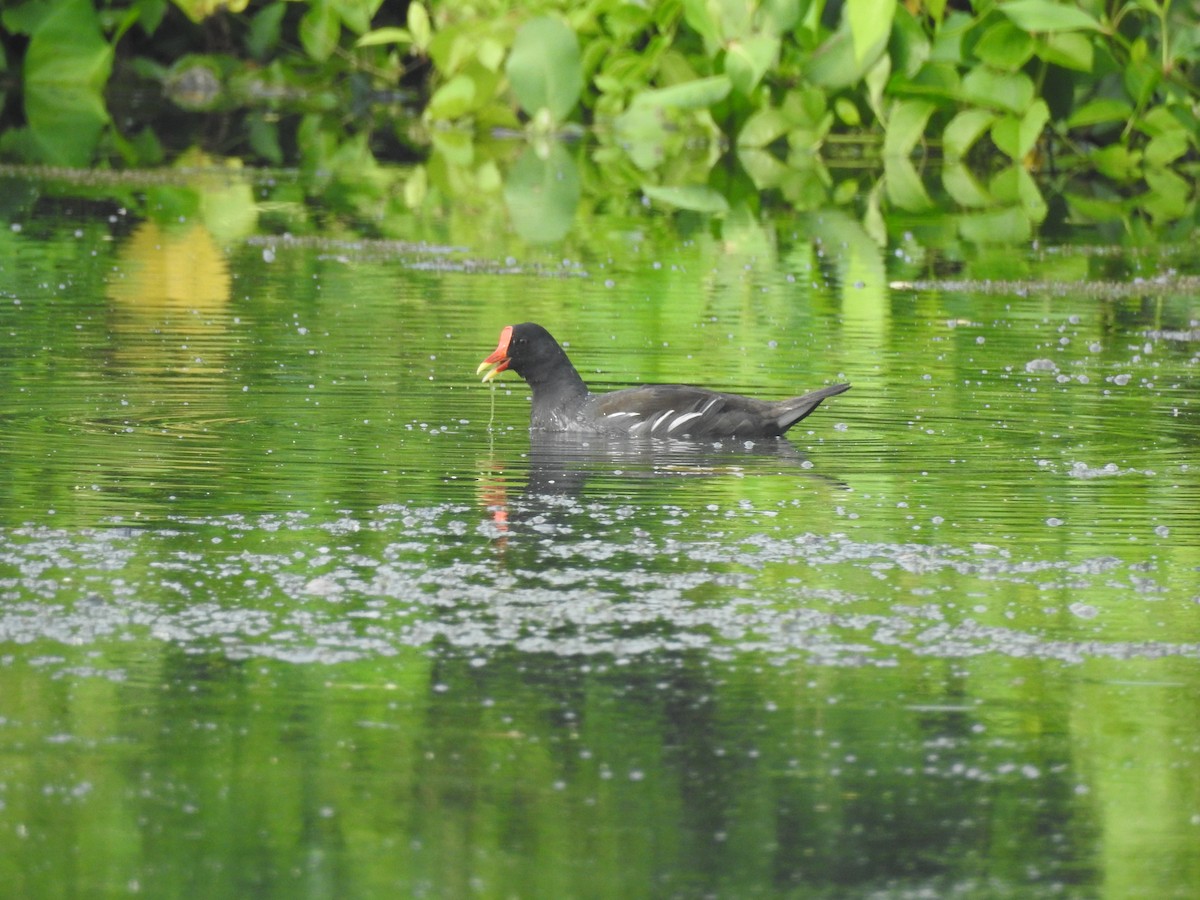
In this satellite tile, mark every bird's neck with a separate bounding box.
[524,354,590,423]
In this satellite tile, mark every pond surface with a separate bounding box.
[1,167,1199,897]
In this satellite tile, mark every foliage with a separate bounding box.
[0,0,1198,219]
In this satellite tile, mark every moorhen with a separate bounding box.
[477,323,850,439]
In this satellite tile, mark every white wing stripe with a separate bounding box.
[648,409,675,434]
[665,411,703,433]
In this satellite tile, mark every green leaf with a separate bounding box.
[847,0,895,65]
[1017,99,1049,160]
[503,143,581,242]
[1066,98,1132,128]
[22,0,112,92]
[888,61,960,102]
[1036,31,1093,71]
[17,84,108,166]
[1125,60,1161,109]
[681,0,722,55]
[1144,130,1189,168]
[331,0,379,35]
[959,205,1032,243]
[641,184,731,214]
[1064,192,1126,222]
[941,163,991,207]
[1142,169,1189,221]
[1091,144,1142,181]
[1137,106,1190,138]
[476,37,506,72]
[961,67,1034,114]
[737,148,789,189]
[356,27,411,48]
[634,76,732,109]
[300,0,340,62]
[884,157,933,210]
[974,21,1035,71]
[408,3,431,52]
[943,108,996,159]
[991,106,1050,164]
[247,2,286,58]
[737,107,790,148]
[760,0,801,34]
[834,97,861,126]
[806,28,869,89]
[133,0,168,37]
[506,16,582,122]
[2,1,53,33]
[427,74,476,120]
[883,98,934,157]
[613,104,669,169]
[999,0,1102,32]
[725,34,779,96]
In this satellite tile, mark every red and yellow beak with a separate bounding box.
[476,325,513,383]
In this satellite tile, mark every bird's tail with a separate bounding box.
[771,383,851,433]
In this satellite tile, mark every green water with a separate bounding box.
[1,169,1199,898]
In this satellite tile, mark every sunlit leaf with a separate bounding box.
[641,184,731,213]
[736,147,789,189]
[1091,145,1142,181]
[1066,98,1132,129]
[834,97,861,126]
[974,21,1035,71]
[725,34,779,96]
[23,0,112,92]
[1064,192,1126,223]
[408,3,431,52]
[1143,169,1190,221]
[506,16,582,122]
[681,0,721,54]
[1036,31,1093,71]
[427,74,476,120]
[994,99,1049,162]
[847,0,895,65]
[806,28,871,89]
[170,0,250,24]
[1144,131,1189,168]
[1136,106,1192,139]
[634,76,732,109]
[999,0,1102,32]
[15,85,109,166]
[883,156,932,210]
[989,166,1046,221]
[943,108,996,159]
[356,27,411,48]
[883,99,934,157]
[737,108,790,148]
[760,0,801,34]
[961,67,1035,114]
[941,163,992,207]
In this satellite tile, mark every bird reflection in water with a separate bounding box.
[477,432,847,552]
